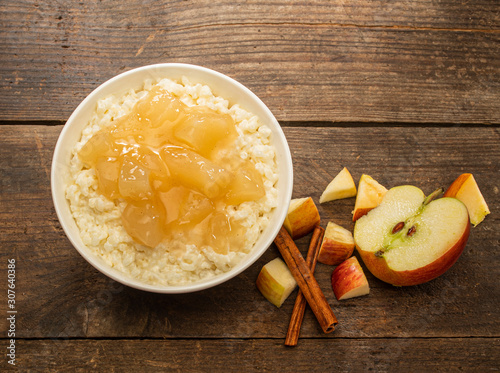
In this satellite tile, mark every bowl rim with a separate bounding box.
[51,63,293,293]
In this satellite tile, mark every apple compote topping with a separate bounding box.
[78,86,265,253]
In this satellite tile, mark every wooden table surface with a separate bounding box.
[1,1,499,371]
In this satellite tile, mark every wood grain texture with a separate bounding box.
[2,2,499,370]
[0,125,498,340]
[1,1,499,123]
[14,338,500,372]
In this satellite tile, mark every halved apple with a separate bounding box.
[352,174,388,222]
[256,257,297,307]
[319,167,357,203]
[354,185,470,286]
[283,197,321,239]
[317,221,355,266]
[444,173,490,226]
[331,256,370,300]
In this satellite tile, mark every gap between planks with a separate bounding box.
[151,21,500,34]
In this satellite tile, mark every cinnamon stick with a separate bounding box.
[285,225,325,346]
[274,226,338,334]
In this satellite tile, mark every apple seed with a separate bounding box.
[392,221,405,234]
[407,225,416,237]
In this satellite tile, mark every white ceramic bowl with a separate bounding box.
[51,63,293,294]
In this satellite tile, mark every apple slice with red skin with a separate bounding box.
[354,185,470,286]
[283,197,320,239]
[317,221,355,266]
[331,256,370,300]
[352,174,387,222]
[444,173,490,227]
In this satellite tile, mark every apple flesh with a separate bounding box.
[444,173,490,227]
[352,174,388,222]
[317,221,355,266]
[319,167,357,203]
[256,257,297,307]
[354,185,470,286]
[331,256,370,300]
[283,197,320,239]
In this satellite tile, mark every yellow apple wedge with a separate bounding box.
[317,221,355,266]
[331,256,370,300]
[283,197,320,239]
[319,167,357,203]
[444,173,490,226]
[256,257,297,307]
[352,174,388,222]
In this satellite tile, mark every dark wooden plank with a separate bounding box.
[3,0,499,35]
[1,1,499,123]
[0,125,499,340]
[13,338,500,372]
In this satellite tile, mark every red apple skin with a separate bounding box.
[331,256,368,300]
[352,207,373,222]
[289,214,320,240]
[443,173,470,197]
[356,221,470,286]
[284,197,320,239]
[318,240,354,266]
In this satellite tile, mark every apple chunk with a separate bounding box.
[354,185,470,286]
[283,197,320,239]
[331,256,370,300]
[352,174,388,222]
[317,221,355,266]
[256,258,297,307]
[319,167,357,203]
[444,173,490,226]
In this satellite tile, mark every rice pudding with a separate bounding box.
[65,77,278,286]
